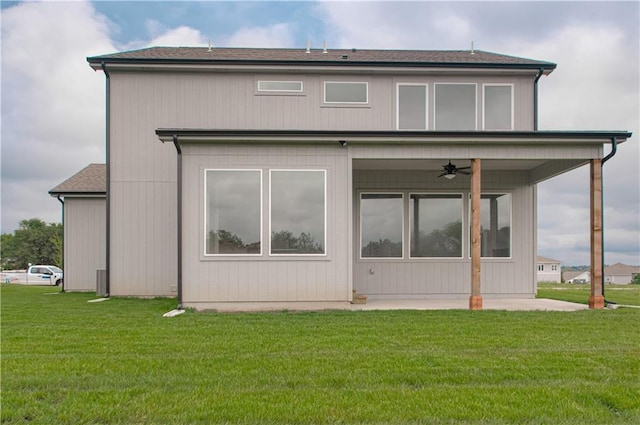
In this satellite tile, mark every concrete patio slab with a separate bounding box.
[350,298,589,312]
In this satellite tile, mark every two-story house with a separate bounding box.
[53,47,631,310]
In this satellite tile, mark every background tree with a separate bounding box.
[0,219,62,269]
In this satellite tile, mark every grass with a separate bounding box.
[537,282,640,306]
[2,284,639,424]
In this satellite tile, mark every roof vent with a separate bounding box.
[323,40,328,54]
[470,41,475,55]
[342,54,349,60]
[306,40,311,54]
[208,39,213,52]
[352,48,357,52]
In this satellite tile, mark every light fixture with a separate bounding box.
[444,173,456,180]
[339,140,347,147]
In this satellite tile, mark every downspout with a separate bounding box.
[101,62,111,298]
[601,137,617,305]
[56,196,65,292]
[533,68,544,130]
[172,135,183,309]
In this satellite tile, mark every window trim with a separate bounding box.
[396,83,429,131]
[359,192,405,260]
[408,192,464,259]
[257,80,304,93]
[482,83,514,131]
[268,169,327,257]
[203,169,263,257]
[433,82,478,131]
[323,81,369,105]
[468,192,513,259]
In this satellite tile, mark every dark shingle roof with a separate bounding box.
[88,47,556,70]
[49,164,106,195]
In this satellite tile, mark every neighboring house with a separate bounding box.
[563,270,590,284]
[536,256,561,282]
[57,46,631,310]
[49,164,106,292]
[604,263,640,284]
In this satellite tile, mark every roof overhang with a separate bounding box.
[48,192,106,198]
[156,129,631,146]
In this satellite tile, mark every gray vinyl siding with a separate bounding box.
[64,198,106,292]
[353,169,536,298]
[106,70,545,297]
[181,144,351,306]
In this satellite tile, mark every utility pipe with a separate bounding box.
[100,62,111,298]
[600,137,617,304]
[533,68,544,131]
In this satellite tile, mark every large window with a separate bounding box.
[270,170,326,255]
[483,85,513,130]
[360,194,403,258]
[205,170,262,255]
[397,84,428,130]
[324,81,368,104]
[476,193,512,258]
[434,83,477,130]
[410,194,463,258]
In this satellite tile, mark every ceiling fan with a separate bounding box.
[439,161,471,180]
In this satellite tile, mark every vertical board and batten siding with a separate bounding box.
[181,144,351,305]
[353,168,535,298]
[108,70,537,297]
[64,198,106,292]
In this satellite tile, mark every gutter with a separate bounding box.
[171,135,183,310]
[56,196,65,292]
[533,68,544,130]
[101,62,111,298]
[601,137,618,305]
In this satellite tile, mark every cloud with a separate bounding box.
[1,0,114,232]
[221,23,295,48]
[317,1,639,265]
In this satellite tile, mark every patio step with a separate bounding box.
[351,289,368,304]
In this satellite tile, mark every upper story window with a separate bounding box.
[434,83,477,130]
[538,264,544,271]
[205,170,262,255]
[551,264,558,271]
[483,84,513,130]
[270,170,326,256]
[324,81,368,104]
[397,84,428,130]
[257,80,303,93]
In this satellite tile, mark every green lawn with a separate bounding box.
[2,285,639,424]
[537,282,640,306]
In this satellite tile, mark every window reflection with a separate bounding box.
[410,194,462,257]
[205,170,261,255]
[270,170,326,255]
[361,194,403,258]
[479,193,511,257]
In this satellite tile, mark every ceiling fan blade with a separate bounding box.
[437,171,448,177]
[458,170,471,175]
[457,166,471,170]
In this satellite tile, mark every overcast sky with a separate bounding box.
[1,0,638,266]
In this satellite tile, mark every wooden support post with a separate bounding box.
[590,159,605,309]
[470,158,483,310]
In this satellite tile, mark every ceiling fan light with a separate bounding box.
[444,173,456,180]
